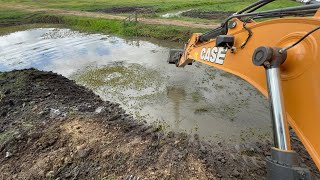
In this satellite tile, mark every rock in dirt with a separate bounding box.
[46,171,55,178]
[50,108,61,118]
[232,169,241,177]
[95,106,105,114]
[77,148,91,158]
[5,151,12,158]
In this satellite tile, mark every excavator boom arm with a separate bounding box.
[170,9,320,171]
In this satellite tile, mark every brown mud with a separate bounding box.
[0,69,319,179]
[91,6,154,14]
[182,10,235,20]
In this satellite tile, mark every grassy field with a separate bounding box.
[0,0,300,12]
[0,9,207,42]
[62,15,206,41]
[0,0,301,41]
[0,9,31,25]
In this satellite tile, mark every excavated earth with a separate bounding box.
[0,69,319,180]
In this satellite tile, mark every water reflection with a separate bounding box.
[166,86,187,129]
[0,28,272,144]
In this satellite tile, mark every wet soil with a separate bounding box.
[0,69,319,179]
[181,10,235,20]
[91,6,155,14]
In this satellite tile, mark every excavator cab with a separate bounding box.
[168,0,320,179]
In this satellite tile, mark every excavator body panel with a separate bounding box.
[177,14,320,169]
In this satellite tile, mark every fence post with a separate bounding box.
[135,11,138,23]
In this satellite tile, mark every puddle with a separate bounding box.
[161,9,192,18]
[0,28,272,144]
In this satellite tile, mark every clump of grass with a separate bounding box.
[0,10,30,22]
[63,16,122,34]
[124,22,205,41]
[191,91,203,103]
[0,130,18,144]
[151,120,170,131]
[220,72,233,78]
[194,108,209,114]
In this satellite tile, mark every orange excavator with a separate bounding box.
[168,0,320,179]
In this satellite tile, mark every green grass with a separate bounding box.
[0,0,301,12]
[0,9,33,26]
[0,8,207,41]
[0,0,302,41]
[0,10,30,21]
[0,9,63,25]
[0,130,18,144]
[62,15,207,41]
[162,15,217,24]
[194,0,300,12]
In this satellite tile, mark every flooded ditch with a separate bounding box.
[0,28,272,144]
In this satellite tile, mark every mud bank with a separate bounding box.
[0,69,319,179]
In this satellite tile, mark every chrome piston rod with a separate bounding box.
[266,68,290,150]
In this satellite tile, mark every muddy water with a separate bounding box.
[0,28,272,143]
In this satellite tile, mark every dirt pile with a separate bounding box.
[0,69,318,179]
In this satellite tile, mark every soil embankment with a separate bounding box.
[0,69,319,179]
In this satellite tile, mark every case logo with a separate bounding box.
[200,47,227,64]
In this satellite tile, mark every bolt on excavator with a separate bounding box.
[168,0,320,179]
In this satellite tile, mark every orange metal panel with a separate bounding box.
[179,16,320,169]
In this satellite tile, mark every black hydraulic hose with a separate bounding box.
[198,3,320,43]
[223,3,320,35]
[235,0,274,15]
[246,0,275,13]
[198,26,226,42]
[279,26,320,53]
[252,9,318,19]
[230,3,320,20]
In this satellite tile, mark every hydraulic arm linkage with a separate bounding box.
[168,1,320,179]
